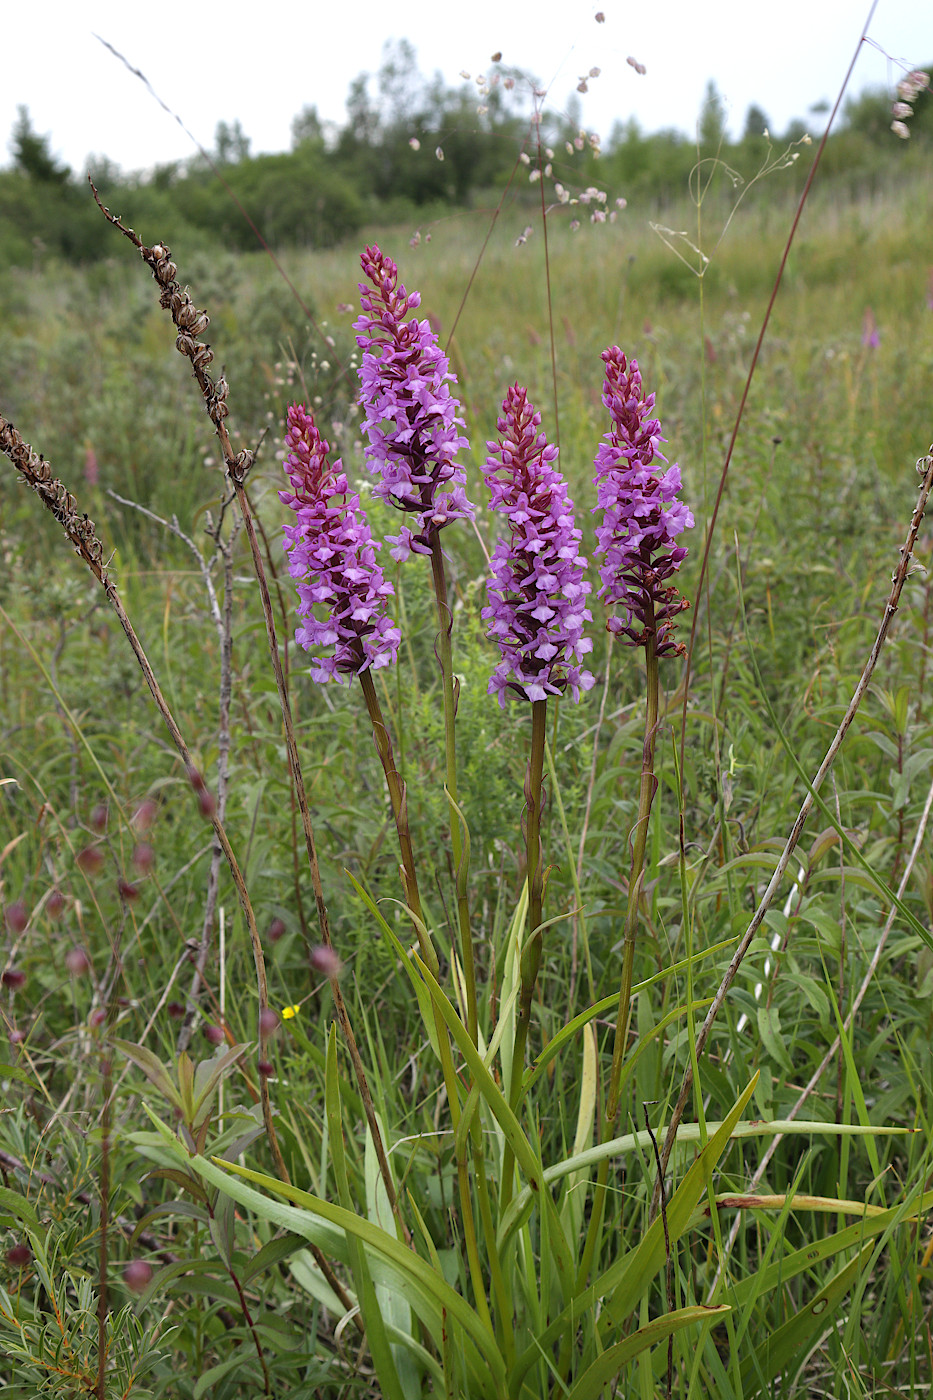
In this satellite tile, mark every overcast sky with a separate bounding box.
[3,1,931,176]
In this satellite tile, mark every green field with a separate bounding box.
[1,147,933,1398]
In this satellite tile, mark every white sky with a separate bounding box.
[3,1,931,176]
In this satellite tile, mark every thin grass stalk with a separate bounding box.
[498,697,547,1219]
[656,447,933,1197]
[715,752,933,1289]
[89,191,405,1230]
[0,415,286,1184]
[677,0,880,777]
[357,669,428,962]
[429,532,477,1044]
[606,618,660,1128]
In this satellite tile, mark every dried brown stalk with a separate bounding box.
[87,185,404,1232]
[0,416,286,1183]
[655,448,933,1206]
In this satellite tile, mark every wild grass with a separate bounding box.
[1,77,933,1400]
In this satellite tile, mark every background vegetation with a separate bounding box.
[1,52,933,1397]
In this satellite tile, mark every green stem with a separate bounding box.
[358,669,435,975]
[429,532,477,1041]
[501,698,547,1212]
[605,618,660,1129]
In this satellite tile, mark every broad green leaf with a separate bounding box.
[193,1350,247,1398]
[326,1023,408,1400]
[114,1040,183,1111]
[757,1005,793,1073]
[740,1242,874,1394]
[566,1305,731,1400]
[0,1186,38,1230]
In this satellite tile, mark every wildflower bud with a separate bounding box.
[258,1059,275,1078]
[166,1001,186,1020]
[310,945,342,978]
[6,1244,30,1269]
[90,803,109,834]
[77,846,104,876]
[5,901,28,934]
[89,1008,107,1029]
[1,968,26,991]
[266,917,286,944]
[187,768,216,819]
[132,799,158,833]
[409,137,420,150]
[117,878,140,902]
[65,947,92,977]
[259,1007,280,1037]
[123,1260,153,1294]
[132,843,155,875]
[203,1023,225,1046]
[8,1029,25,1045]
[46,889,65,918]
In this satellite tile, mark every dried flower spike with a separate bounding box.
[355,246,474,561]
[482,385,594,707]
[280,403,401,683]
[594,348,693,654]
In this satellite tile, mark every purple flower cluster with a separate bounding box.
[482,385,594,707]
[355,245,474,562]
[280,403,400,683]
[593,348,693,654]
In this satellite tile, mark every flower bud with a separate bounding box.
[123,1260,153,1293]
[5,901,28,934]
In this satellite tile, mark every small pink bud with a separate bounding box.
[166,1001,186,1020]
[132,843,155,875]
[46,889,65,918]
[90,803,109,834]
[258,1059,275,1078]
[77,846,104,876]
[203,1023,225,1046]
[5,901,28,934]
[309,945,342,978]
[123,1259,153,1293]
[65,947,92,976]
[117,879,140,902]
[6,1243,31,1268]
[196,787,216,819]
[132,800,158,834]
[266,917,286,944]
[259,1007,280,1037]
[1,968,26,991]
[89,1008,107,1028]
[8,1029,25,1045]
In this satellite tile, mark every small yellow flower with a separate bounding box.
[281,1004,301,1020]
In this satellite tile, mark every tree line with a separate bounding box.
[1,42,929,269]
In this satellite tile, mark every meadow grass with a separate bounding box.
[0,128,932,1400]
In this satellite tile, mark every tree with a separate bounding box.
[9,106,70,184]
[698,81,727,150]
[213,120,250,165]
[742,104,771,140]
[292,105,324,149]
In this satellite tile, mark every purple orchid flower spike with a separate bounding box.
[482,384,594,707]
[593,348,693,655]
[280,403,400,683]
[354,245,475,562]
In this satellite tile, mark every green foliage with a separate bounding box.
[2,84,933,1398]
